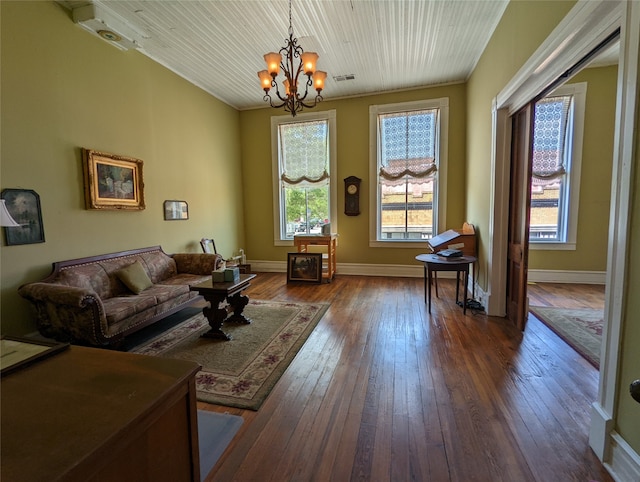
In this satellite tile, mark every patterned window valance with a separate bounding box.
[379,161,437,181]
[279,119,329,187]
[378,109,438,181]
[532,95,572,186]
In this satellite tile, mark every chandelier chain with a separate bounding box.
[288,0,293,37]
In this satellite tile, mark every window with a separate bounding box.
[271,110,337,244]
[529,83,586,249]
[369,98,448,246]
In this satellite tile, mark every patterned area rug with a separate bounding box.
[131,300,329,410]
[529,306,603,369]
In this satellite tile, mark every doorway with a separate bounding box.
[505,29,620,330]
[506,48,617,333]
[488,0,639,465]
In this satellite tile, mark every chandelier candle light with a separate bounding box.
[258,0,327,117]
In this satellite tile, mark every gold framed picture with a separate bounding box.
[82,148,145,210]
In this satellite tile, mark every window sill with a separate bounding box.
[369,240,430,248]
[529,242,576,251]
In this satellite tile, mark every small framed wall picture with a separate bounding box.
[1,189,45,245]
[163,200,189,220]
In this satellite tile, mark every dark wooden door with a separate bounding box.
[506,105,533,330]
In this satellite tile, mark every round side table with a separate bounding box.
[415,254,477,314]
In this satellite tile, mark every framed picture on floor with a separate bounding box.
[287,253,322,283]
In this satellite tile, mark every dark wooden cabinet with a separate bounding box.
[1,346,201,482]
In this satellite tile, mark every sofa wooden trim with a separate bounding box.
[37,246,169,281]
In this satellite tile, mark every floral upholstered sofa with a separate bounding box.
[18,246,223,347]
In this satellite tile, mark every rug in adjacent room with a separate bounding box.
[131,300,329,410]
[197,410,243,480]
[529,306,603,369]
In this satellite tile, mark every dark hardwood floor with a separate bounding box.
[528,281,605,310]
[198,273,611,481]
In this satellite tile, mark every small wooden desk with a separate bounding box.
[1,346,201,482]
[415,254,477,315]
[189,274,257,340]
[293,234,337,281]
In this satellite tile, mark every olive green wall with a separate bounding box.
[618,94,640,449]
[528,65,617,271]
[466,0,576,288]
[239,84,467,266]
[0,1,244,336]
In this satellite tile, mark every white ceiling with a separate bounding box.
[58,0,513,111]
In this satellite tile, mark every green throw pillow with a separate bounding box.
[116,260,153,294]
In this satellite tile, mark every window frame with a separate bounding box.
[271,110,337,246]
[529,82,586,250]
[368,98,449,247]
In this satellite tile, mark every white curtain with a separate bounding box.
[532,95,572,186]
[378,109,438,184]
[279,120,329,187]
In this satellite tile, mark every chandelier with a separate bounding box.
[257,0,327,117]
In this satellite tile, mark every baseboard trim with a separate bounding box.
[607,432,640,482]
[250,260,287,273]
[528,269,606,284]
[332,262,422,278]
[590,402,614,459]
[251,260,456,279]
[251,261,606,286]
[251,260,487,307]
[473,284,490,312]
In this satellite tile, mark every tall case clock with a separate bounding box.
[344,176,361,216]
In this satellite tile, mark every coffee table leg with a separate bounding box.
[201,295,232,340]
[226,292,252,324]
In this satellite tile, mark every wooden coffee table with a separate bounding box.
[189,274,256,340]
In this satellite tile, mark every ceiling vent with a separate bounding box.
[333,74,356,82]
[71,4,143,51]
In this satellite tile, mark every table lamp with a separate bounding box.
[1,200,21,227]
